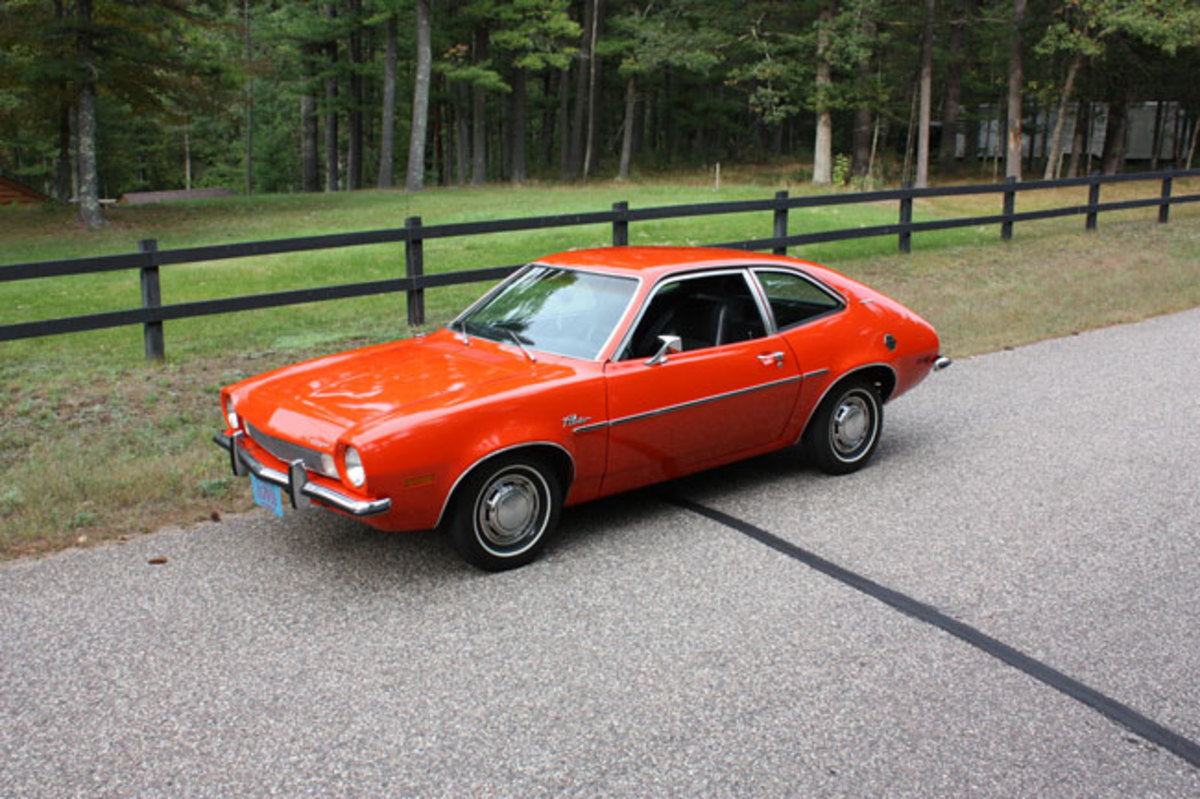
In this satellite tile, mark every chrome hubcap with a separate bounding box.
[832,393,873,457]
[477,472,543,550]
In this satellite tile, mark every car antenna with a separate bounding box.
[455,319,470,345]
[506,329,537,363]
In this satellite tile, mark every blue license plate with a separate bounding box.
[251,473,285,517]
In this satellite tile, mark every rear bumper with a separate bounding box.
[214,431,392,518]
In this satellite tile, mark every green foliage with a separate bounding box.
[606,3,726,78]
[2,0,1198,196]
[491,0,580,72]
[833,153,852,185]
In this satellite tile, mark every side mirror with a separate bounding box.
[645,334,682,366]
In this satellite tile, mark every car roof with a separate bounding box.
[534,246,808,280]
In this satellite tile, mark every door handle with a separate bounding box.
[757,351,785,367]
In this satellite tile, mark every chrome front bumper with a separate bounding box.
[214,431,392,518]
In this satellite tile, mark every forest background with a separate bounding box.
[3,0,1200,231]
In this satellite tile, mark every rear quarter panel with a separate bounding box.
[781,263,940,439]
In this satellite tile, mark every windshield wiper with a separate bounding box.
[506,329,537,363]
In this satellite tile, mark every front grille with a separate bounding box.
[245,422,336,478]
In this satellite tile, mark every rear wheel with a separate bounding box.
[448,454,562,571]
[803,379,883,475]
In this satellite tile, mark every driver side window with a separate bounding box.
[622,272,767,359]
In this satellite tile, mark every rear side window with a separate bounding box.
[755,270,843,330]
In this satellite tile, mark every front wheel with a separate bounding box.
[447,455,562,571]
[802,379,883,475]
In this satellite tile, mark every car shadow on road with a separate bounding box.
[265,446,836,584]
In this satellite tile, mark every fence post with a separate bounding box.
[772,190,788,255]
[1159,174,1173,224]
[1001,176,1016,241]
[405,216,425,327]
[612,201,629,246]
[1086,173,1101,231]
[898,182,913,254]
[138,239,164,363]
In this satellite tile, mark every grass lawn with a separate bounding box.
[2,169,1199,557]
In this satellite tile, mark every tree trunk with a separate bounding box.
[301,86,319,191]
[568,0,595,179]
[510,68,527,184]
[1150,100,1164,170]
[1171,105,1184,166]
[663,66,675,165]
[558,68,571,179]
[541,71,555,169]
[433,89,445,185]
[472,26,488,185]
[1185,115,1195,167]
[377,14,398,188]
[939,0,967,170]
[243,0,254,196]
[1101,101,1128,175]
[57,101,71,202]
[1067,100,1088,178]
[903,77,918,183]
[633,87,645,159]
[347,0,363,190]
[915,0,935,188]
[454,83,468,185]
[618,74,636,180]
[184,119,192,190]
[1004,0,1026,180]
[582,0,605,181]
[1042,52,1082,179]
[1025,96,1039,173]
[500,84,511,180]
[324,4,339,192]
[405,0,432,192]
[812,1,835,185]
[75,0,103,228]
[53,0,70,203]
[851,16,877,177]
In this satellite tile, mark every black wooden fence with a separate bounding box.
[3,168,1198,362]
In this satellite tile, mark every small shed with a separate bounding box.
[0,176,51,205]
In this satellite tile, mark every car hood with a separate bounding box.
[231,330,577,450]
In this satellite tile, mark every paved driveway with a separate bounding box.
[3,309,1199,797]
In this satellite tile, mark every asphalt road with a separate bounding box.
[3,308,1199,798]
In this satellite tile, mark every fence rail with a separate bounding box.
[3,168,1199,362]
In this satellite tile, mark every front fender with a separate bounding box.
[358,376,607,532]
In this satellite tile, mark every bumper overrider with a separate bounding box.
[214,431,391,517]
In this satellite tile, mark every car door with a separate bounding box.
[599,270,802,495]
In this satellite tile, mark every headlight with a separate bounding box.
[224,396,239,430]
[343,446,366,487]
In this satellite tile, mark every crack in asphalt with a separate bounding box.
[667,494,1200,771]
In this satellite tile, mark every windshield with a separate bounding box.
[457,265,638,360]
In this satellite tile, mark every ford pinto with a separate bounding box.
[215,246,949,570]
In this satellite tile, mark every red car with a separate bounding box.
[216,247,948,570]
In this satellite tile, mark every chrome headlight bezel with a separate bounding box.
[224,396,239,431]
[342,446,366,488]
